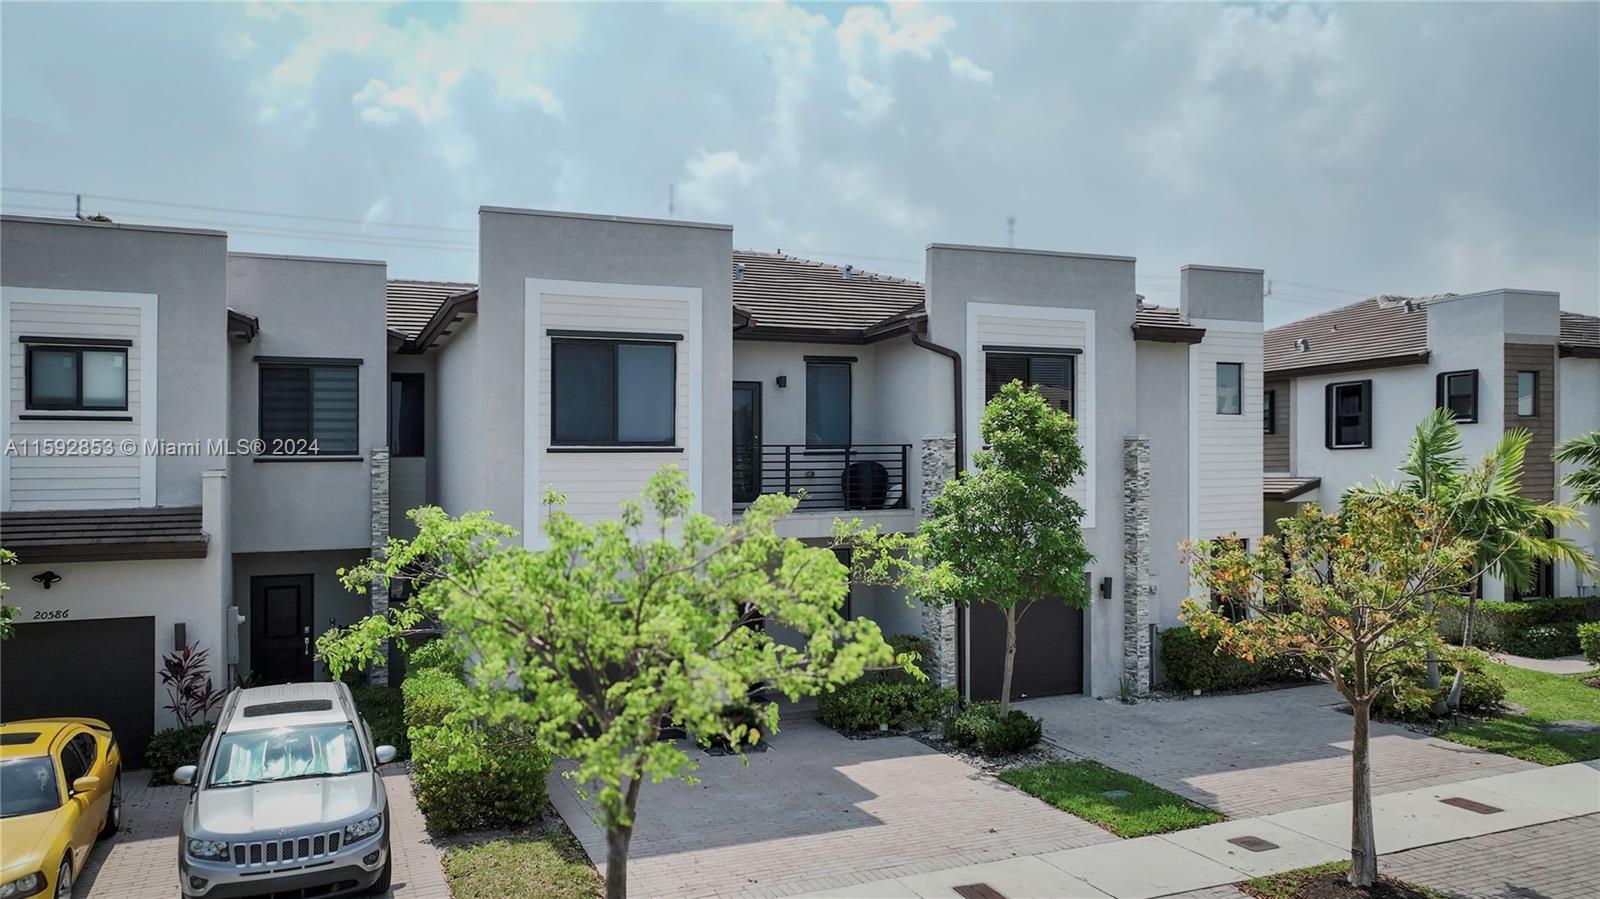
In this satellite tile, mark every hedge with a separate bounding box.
[1158,626,1310,692]
[1502,622,1582,659]
[1580,622,1600,666]
[145,723,213,786]
[818,681,959,732]
[1437,596,1600,649]
[944,701,1042,755]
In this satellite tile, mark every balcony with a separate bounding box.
[733,444,912,514]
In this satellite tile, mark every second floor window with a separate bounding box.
[260,363,358,455]
[1216,362,1243,414]
[25,341,128,411]
[1437,370,1478,423]
[984,352,1075,416]
[551,339,675,446]
[1324,380,1372,450]
[389,373,424,457]
[1516,370,1538,417]
[806,360,852,447]
[1263,388,1276,434]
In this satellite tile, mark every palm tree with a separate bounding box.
[1351,410,1595,711]
[1555,431,1600,507]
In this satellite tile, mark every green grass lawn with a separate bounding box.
[443,823,602,899]
[1242,861,1445,899]
[1440,663,1600,765]
[998,760,1223,837]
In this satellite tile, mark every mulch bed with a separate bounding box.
[1240,864,1443,899]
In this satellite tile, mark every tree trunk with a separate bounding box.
[999,606,1018,713]
[603,765,648,899]
[1446,583,1481,712]
[1349,697,1379,888]
[1422,594,1446,717]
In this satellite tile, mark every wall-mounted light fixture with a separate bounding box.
[32,571,63,590]
[1099,576,1113,600]
[775,375,788,388]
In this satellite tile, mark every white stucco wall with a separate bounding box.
[1558,356,1600,596]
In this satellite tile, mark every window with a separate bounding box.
[551,339,675,446]
[207,723,365,788]
[259,363,359,455]
[1216,363,1242,415]
[984,353,1075,416]
[25,343,128,411]
[1516,370,1537,417]
[806,361,852,447]
[1324,380,1372,449]
[1436,370,1478,423]
[389,373,425,457]
[1263,389,1276,434]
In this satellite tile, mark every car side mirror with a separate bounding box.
[71,775,100,796]
[173,765,198,786]
[374,745,397,765]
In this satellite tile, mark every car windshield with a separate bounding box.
[0,757,61,818]
[207,723,365,788]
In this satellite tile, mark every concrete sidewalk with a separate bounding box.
[798,760,1600,899]
[1492,652,1595,676]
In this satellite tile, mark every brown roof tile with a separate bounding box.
[1265,297,1436,376]
[1561,311,1600,356]
[387,279,476,339]
[1264,476,1321,501]
[0,506,207,563]
[731,251,926,333]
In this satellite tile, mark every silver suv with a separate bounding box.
[174,682,397,898]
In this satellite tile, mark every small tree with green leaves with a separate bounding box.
[872,381,1092,711]
[1183,492,1474,889]
[1555,430,1600,507]
[0,548,17,641]
[318,467,908,899]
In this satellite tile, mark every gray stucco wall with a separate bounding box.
[1135,340,1192,630]
[225,252,388,553]
[1180,264,1265,324]
[475,208,734,529]
[0,216,228,507]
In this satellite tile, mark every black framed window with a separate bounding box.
[259,363,358,454]
[1263,389,1276,434]
[551,339,675,446]
[806,361,852,447]
[1216,362,1243,414]
[26,344,128,411]
[1516,371,1537,417]
[984,353,1075,416]
[389,373,425,457]
[1436,370,1478,423]
[1325,380,1372,449]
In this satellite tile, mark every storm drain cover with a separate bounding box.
[1100,789,1133,799]
[1440,797,1503,814]
[1227,835,1280,852]
[954,885,1008,899]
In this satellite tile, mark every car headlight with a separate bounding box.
[187,838,231,860]
[1,872,45,898]
[344,814,383,841]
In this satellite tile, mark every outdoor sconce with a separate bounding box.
[1098,576,1113,600]
[32,570,63,590]
[776,375,788,388]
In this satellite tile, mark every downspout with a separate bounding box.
[909,317,964,473]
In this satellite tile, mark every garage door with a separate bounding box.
[2,617,156,766]
[967,600,1083,701]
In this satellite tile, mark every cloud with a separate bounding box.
[821,162,937,232]
[948,56,992,84]
[679,150,761,215]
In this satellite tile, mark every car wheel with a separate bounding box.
[364,857,392,895]
[100,773,123,837]
[54,859,72,899]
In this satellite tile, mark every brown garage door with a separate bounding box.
[966,601,1083,701]
[2,617,156,766]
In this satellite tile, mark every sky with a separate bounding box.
[2,1,1596,325]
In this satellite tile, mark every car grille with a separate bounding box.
[230,831,343,868]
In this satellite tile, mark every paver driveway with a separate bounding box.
[549,719,1115,899]
[76,765,449,899]
[1019,683,1537,818]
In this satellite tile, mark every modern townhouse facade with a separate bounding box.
[1,206,1267,762]
[1261,290,1600,599]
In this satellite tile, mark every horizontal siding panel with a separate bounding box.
[1196,327,1264,538]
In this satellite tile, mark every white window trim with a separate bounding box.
[522,278,702,546]
[964,302,1096,529]
[1,286,158,509]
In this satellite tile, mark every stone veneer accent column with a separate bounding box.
[368,447,391,686]
[919,436,958,689]
[1122,437,1152,694]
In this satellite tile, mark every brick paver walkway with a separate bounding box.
[549,719,1115,899]
[1020,684,1536,818]
[77,764,449,899]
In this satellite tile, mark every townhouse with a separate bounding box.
[2,205,1267,762]
[1261,290,1600,598]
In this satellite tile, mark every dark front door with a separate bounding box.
[732,381,763,504]
[967,600,1083,701]
[251,574,314,684]
[1,617,156,765]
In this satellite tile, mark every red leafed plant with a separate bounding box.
[161,642,225,727]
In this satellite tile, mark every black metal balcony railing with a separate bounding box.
[733,444,911,513]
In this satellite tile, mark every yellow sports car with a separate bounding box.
[0,719,123,899]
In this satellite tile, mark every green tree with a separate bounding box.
[1555,430,1600,507]
[318,467,907,899]
[872,381,1092,711]
[0,548,16,641]
[1350,410,1593,710]
[1183,493,1474,888]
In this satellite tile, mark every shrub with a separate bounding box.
[350,684,408,760]
[1503,623,1581,659]
[1369,647,1507,721]
[402,666,468,730]
[1437,595,1600,648]
[1579,622,1600,665]
[409,724,551,834]
[818,681,959,732]
[943,701,1041,755]
[1159,626,1309,692]
[145,724,213,786]
[405,637,465,677]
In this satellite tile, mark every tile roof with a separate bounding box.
[1264,476,1321,501]
[386,279,476,339]
[1132,302,1205,342]
[1561,311,1600,356]
[731,251,926,333]
[0,506,207,563]
[1265,296,1438,376]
